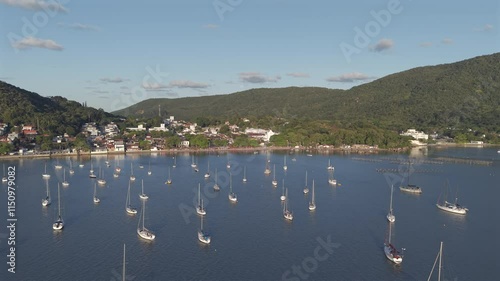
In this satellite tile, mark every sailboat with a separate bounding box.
[126,181,137,214]
[54,159,62,169]
[42,180,51,206]
[303,171,309,194]
[139,179,148,200]
[62,168,69,187]
[198,214,211,244]
[165,167,172,185]
[328,170,337,185]
[228,173,237,202]
[272,164,278,186]
[129,163,136,181]
[97,167,106,185]
[327,158,334,171]
[426,242,445,281]
[387,185,396,222]
[147,160,152,176]
[52,183,64,230]
[115,158,121,173]
[280,179,286,201]
[226,154,231,169]
[242,166,247,182]
[79,162,84,168]
[137,198,155,240]
[2,164,8,183]
[213,168,220,191]
[89,161,96,178]
[93,183,100,203]
[204,161,210,178]
[42,162,51,179]
[436,183,468,215]
[264,159,271,175]
[283,188,293,221]
[69,160,75,175]
[191,156,197,168]
[383,221,403,264]
[172,156,177,168]
[309,180,316,211]
[283,155,288,171]
[400,161,422,194]
[196,183,206,215]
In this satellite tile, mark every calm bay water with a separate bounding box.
[1,147,499,281]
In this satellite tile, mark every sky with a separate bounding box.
[0,0,498,112]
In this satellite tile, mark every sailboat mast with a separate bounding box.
[57,183,61,217]
[312,180,315,204]
[388,221,392,244]
[122,244,126,281]
[389,185,394,213]
[198,183,201,206]
[305,171,308,186]
[438,242,443,281]
[142,200,146,229]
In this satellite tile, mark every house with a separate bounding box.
[400,129,428,140]
[150,123,169,132]
[181,140,190,148]
[114,140,125,152]
[127,124,147,132]
[245,128,278,142]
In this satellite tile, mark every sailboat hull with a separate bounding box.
[399,185,422,194]
[198,231,211,244]
[436,203,467,215]
[137,229,155,240]
[384,244,402,264]
[52,220,64,230]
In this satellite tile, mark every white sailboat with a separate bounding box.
[272,164,278,186]
[165,167,172,185]
[213,168,220,191]
[327,158,334,171]
[387,185,396,223]
[93,183,100,203]
[283,155,288,171]
[283,188,293,221]
[69,160,75,175]
[62,168,69,187]
[89,161,96,178]
[198,214,211,244]
[264,159,271,175]
[280,179,286,201]
[172,156,176,168]
[309,180,316,211]
[97,167,106,185]
[52,183,64,230]
[42,162,51,179]
[2,164,8,183]
[400,161,422,194]
[147,160,152,176]
[137,198,155,240]
[191,155,197,168]
[79,163,84,168]
[126,181,137,214]
[228,173,237,202]
[196,183,206,215]
[54,159,62,169]
[384,221,403,264]
[303,171,309,194]
[129,163,135,181]
[42,180,51,206]
[436,182,468,215]
[426,242,445,281]
[115,158,121,173]
[139,179,148,200]
[204,161,210,178]
[328,170,337,185]
[242,166,247,182]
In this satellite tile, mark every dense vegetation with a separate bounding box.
[114,53,500,135]
[0,81,117,136]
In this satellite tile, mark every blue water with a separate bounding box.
[0,147,498,280]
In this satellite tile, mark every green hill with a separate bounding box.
[0,81,114,135]
[114,53,500,132]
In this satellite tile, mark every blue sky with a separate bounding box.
[0,0,498,112]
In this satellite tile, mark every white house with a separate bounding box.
[401,129,428,140]
[181,140,190,148]
[127,124,146,132]
[150,123,169,132]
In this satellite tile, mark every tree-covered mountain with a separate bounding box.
[0,81,115,135]
[114,53,500,133]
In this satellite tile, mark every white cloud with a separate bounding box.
[474,24,493,32]
[287,72,310,78]
[0,0,68,13]
[239,72,281,83]
[419,42,433,47]
[441,38,453,45]
[202,24,219,29]
[169,80,210,89]
[100,77,126,83]
[58,22,100,31]
[326,72,374,83]
[11,36,63,51]
[371,38,394,52]
[142,82,169,91]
